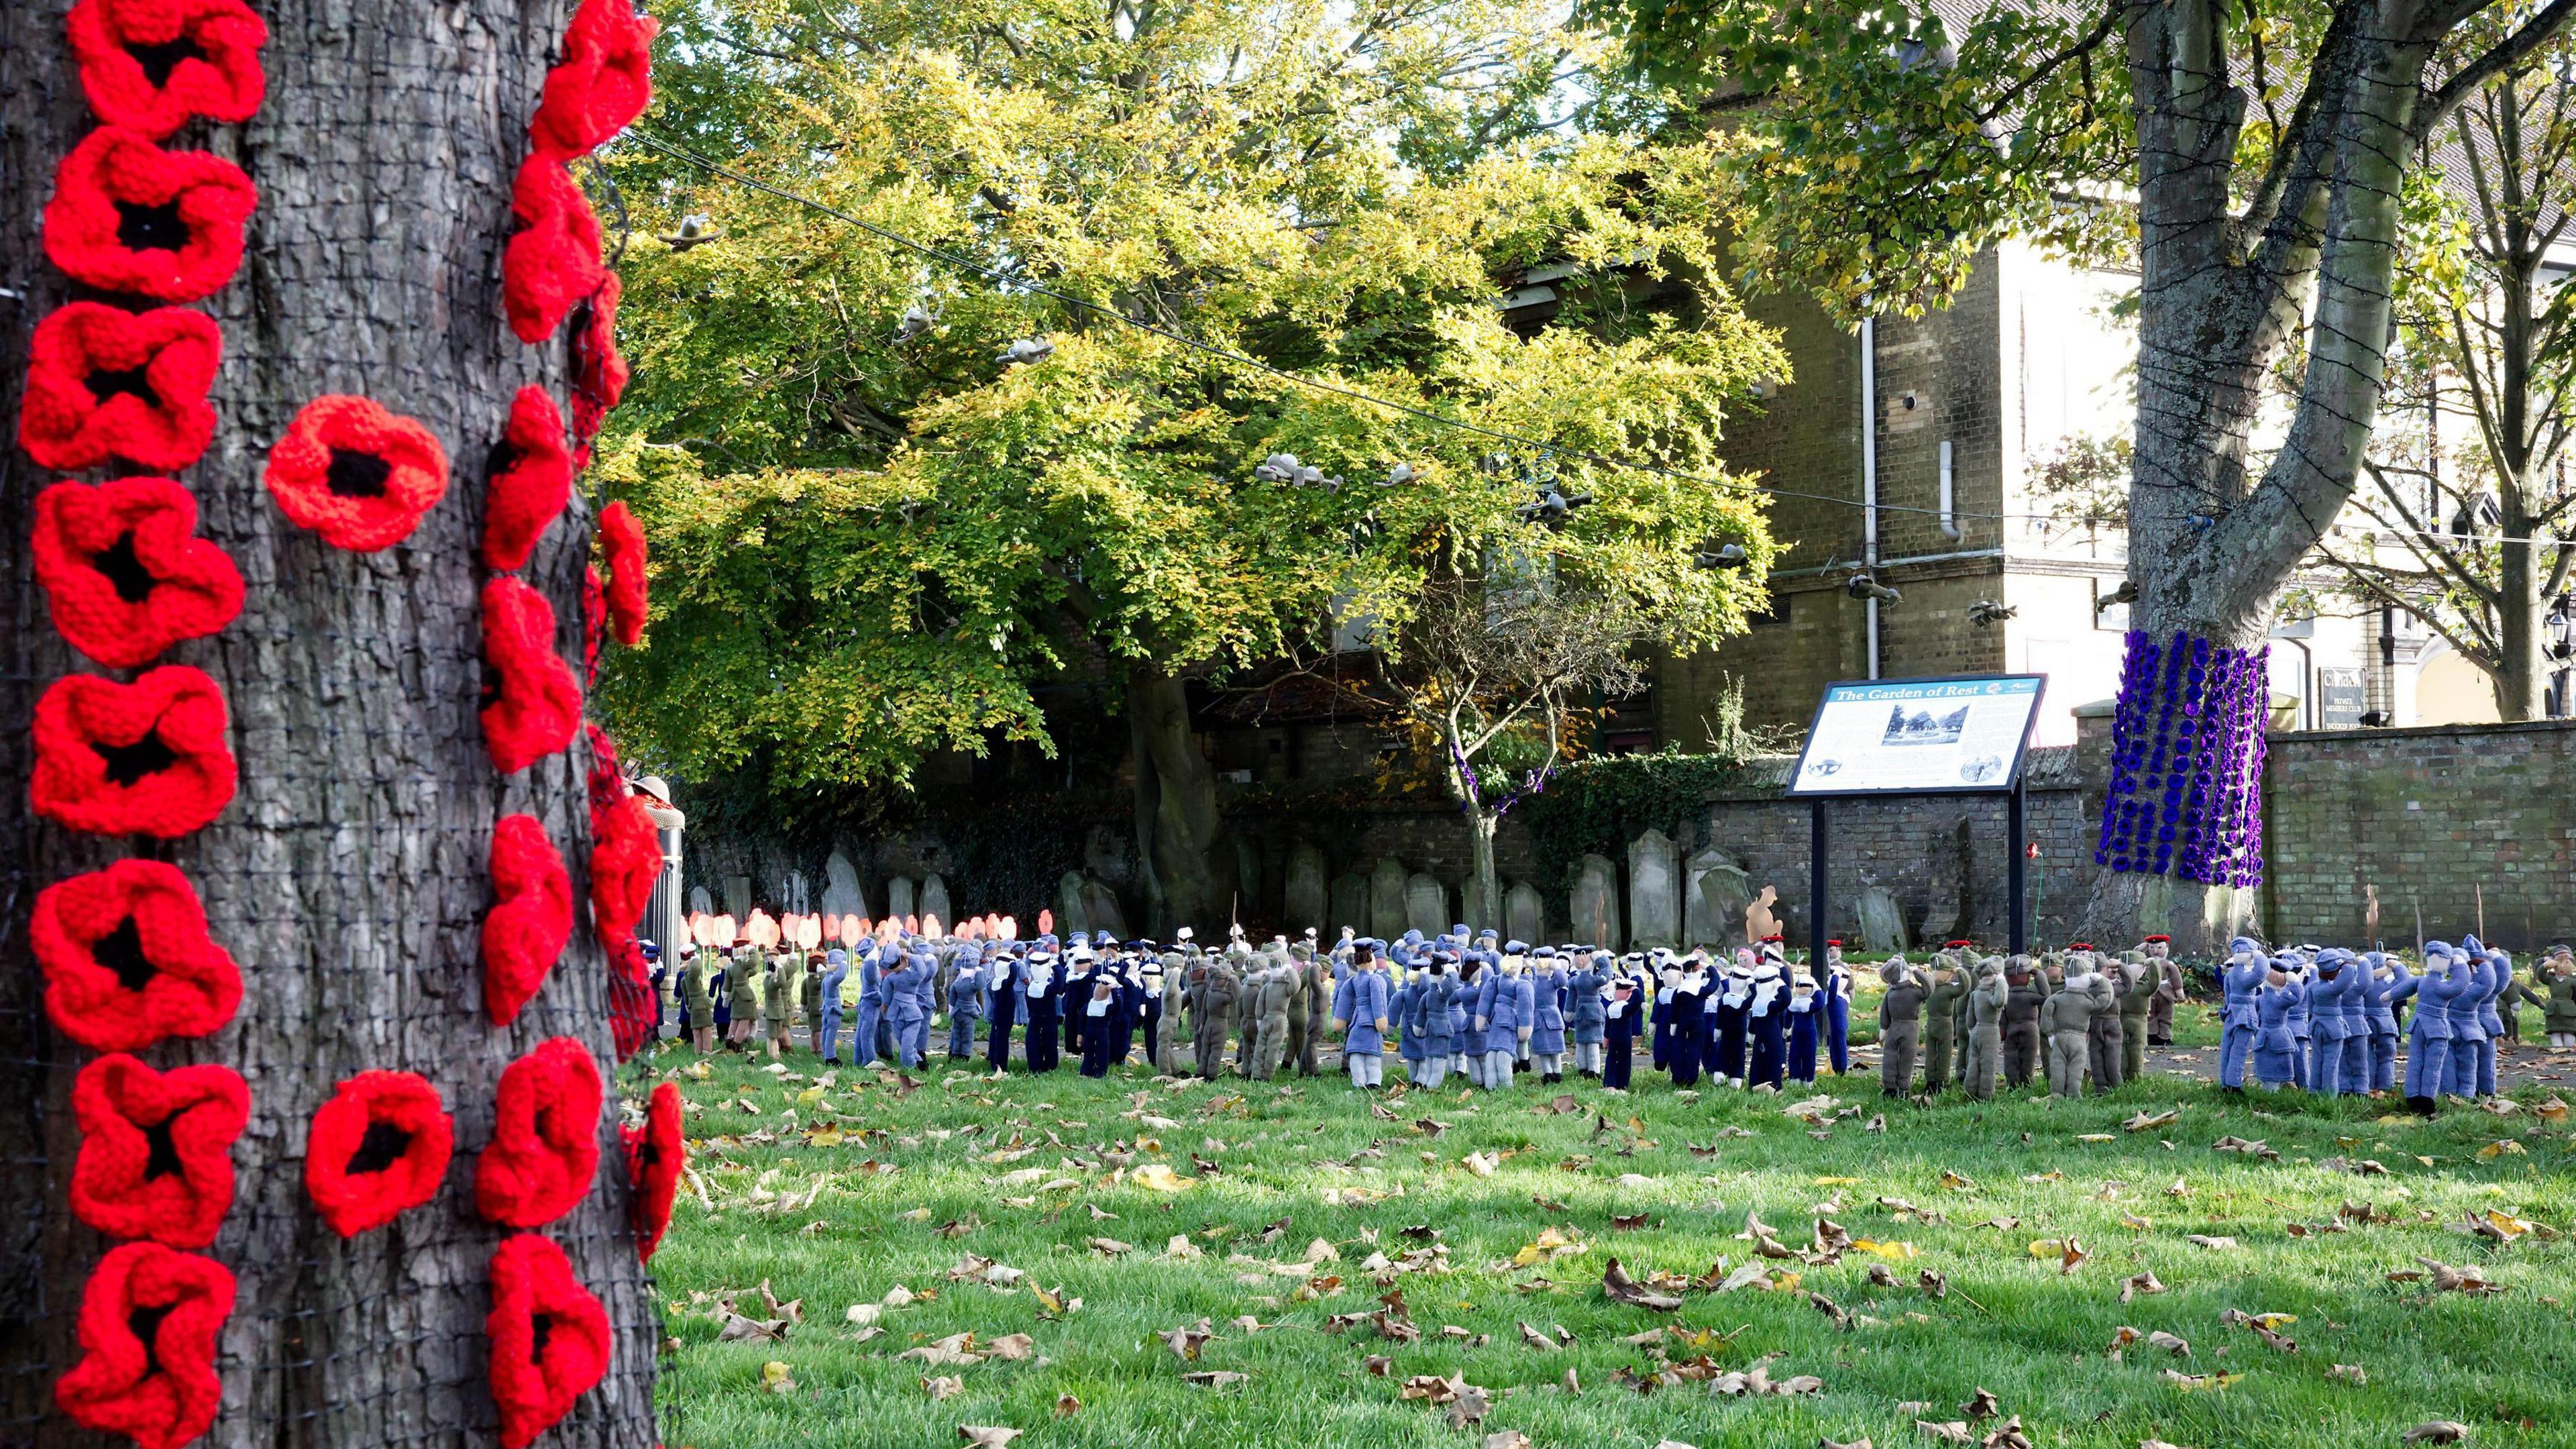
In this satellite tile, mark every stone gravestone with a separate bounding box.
[1285,843,1328,934]
[1856,884,1909,956]
[1505,880,1546,947]
[723,875,753,920]
[688,884,714,917]
[885,875,916,925]
[1627,829,1681,949]
[820,850,868,921]
[1369,858,1410,942]
[784,870,810,915]
[1079,877,1130,939]
[1570,854,1621,949]
[1460,874,1497,934]
[1405,873,1450,938]
[1330,871,1369,938]
[1688,847,1751,949]
[919,873,952,932]
[1057,871,1089,936]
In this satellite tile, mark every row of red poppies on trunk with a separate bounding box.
[18,1,678,1446]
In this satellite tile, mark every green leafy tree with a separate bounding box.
[1597,0,2576,946]
[595,0,1786,930]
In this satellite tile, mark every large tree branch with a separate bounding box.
[2416,0,2576,138]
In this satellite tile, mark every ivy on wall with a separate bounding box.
[1519,748,1760,893]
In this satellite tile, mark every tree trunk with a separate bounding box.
[1126,665,1222,932]
[0,1,657,1442]
[1464,808,1501,934]
[2494,496,2548,721]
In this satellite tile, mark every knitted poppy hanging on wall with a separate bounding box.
[527,0,657,160]
[32,859,241,1053]
[34,477,244,669]
[262,394,449,552]
[474,1036,602,1228]
[596,498,647,647]
[32,665,235,837]
[66,0,270,139]
[302,1070,453,1238]
[568,274,628,458]
[501,157,604,343]
[482,813,572,1026]
[480,576,582,774]
[42,127,256,302]
[52,1241,233,1449]
[20,302,221,472]
[622,1080,683,1260]
[485,1234,612,1449]
[482,386,572,572]
[69,1053,250,1250]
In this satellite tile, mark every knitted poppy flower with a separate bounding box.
[589,790,659,943]
[70,1053,249,1249]
[303,1070,453,1238]
[603,926,653,1062]
[483,387,572,572]
[502,157,604,343]
[480,577,582,775]
[43,127,256,302]
[32,665,235,838]
[34,478,244,669]
[67,0,269,139]
[33,860,241,1053]
[486,1234,612,1449]
[21,303,221,472]
[262,394,449,552]
[53,1242,233,1449]
[482,813,572,1026]
[568,273,628,453]
[623,1080,683,1260]
[528,0,657,160]
[475,1037,602,1228]
[596,499,647,647]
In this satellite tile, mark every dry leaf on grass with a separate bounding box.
[760,1360,796,1394]
[2121,1271,2165,1302]
[1055,1394,1082,1417]
[1485,1434,1534,1449]
[957,1428,1021,1448]
[2401,1425,2471,1445]
[984,1332,1034,1361]
[2328,1363,2367,1385]
[1917,1421,1973,1444]
[1159,1323,1213,1360]
[923,1375,965,1401]
[1602,1258,1684,1311]
[1182,1371,1250,1389]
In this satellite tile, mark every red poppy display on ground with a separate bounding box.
[485,1234,612,1449]
[32,859,241,1053]
[528,0,657,160]
[501,156,604,343]
[53,1242,234,1449]
[482,386,573,572]
[70,1053,250,1250]
[596,498,647,647]
[32,665,235,837]
[623,1080,684,1260]
[262,394,449,552]
[303,1070,453,1238]
[34,477,244,669]
[475,1036,602,1228]
[42,126,256,302]
[482,813,573,1026]
[480,576,583,774]
[66,0,270,138]
[568,272,628,456]
[20,302,221,472]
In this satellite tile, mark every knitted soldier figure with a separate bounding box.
[1568,953,1609,1078]
[877,951,924,1070]
[2250,961,2302,1090]
[2041,961,2095,1098]
[768,950,805,1059]
[2362,953,2406,1093]
[1076,975,1120,1078]
[1668,961,1710,1089]
[981,951,1021,1073]
[1299,943,1332,1077]
[1332,945,1393,1089]
[801,951,826,1055]
[1527,949,1570,1083]
[1251,959,1295,1081]
[2304,952,2355,1096]
[1189,952,1238,1079]
[2543,949,2576,1049]
[1921,956,1967,1093]
[2394,948,2455,1111]
[1784,972,1821,1085]
[1411,963,1460,1088]
[816,949,850,1063]
[2072,950,2123,1093]
[2335,949,2373,1093]
[2497,951,2544,1044]
[1962,956,2007,1101]
[2217,937,2267,1090]
[1472,953,1523,1091]
[1878,959,1928,1097]
[1281,943,1312,1077]
[1823,941,1854,1075]
[945,953,987,1062]
[2456,941,2498,1099]
[2284,951,2313,1091]
[2001,958,2043,1088]
[1601,975,1640,1089]
[1747,959,1790,1091]
[2117,953,2157,1084]
[909,943,941,1066]
[2141,935,2184,1044]
[1712,953,1753,1089]
[1022,947,1063,1074]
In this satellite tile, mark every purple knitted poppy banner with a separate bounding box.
[2094,629,2269,887]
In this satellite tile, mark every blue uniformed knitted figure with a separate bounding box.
[1602,975,1640,1089]
[2251,962,2302,1089]
[1786,972,1821,1084]
[2218,937,2265,1089]
[1567,953,1608,1079]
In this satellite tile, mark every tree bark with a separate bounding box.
[1126,665,1223,932]
[0,0,658,1442]
[1463,808,1501,934]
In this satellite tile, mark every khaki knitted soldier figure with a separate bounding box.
[1877,958,1929,1097]
[685,947,716,1055]
[1232,948,1265,1074]
[1960,956,2006,1100]
[727,948,762,1049]
[1299,943,1332,1076]
[2078,950,2124,1091]
[2118,951,2158,1083]
[803,951,827,1055]
[2000,956,2043,1087]
[1191,952,1242,1078]
[1152,948,1187,1074]
[1921,957,1968,1093]
[2042,959,2096,1097]
[769,950,806,1059]
[2143,935,2186,1045]
[1281,941,1312,1075]
[1251,957,1296,1081]
[2544,949,2576,1050]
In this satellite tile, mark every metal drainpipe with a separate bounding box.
[1861,316,1880,680]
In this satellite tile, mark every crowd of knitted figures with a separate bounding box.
[2213,934,2534,1115]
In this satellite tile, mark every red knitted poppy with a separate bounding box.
[54,1242,233,1449]
[34,478,244,669]
[596,499,647,647]
[21,303,221,472]
[303,1070,453,1238]
[67,0,268,139]
[528,0,657,160]
[589,790,659,945]
[32,665,235,837]
[484,387,573,572]
[486,1234,612,1449]
[70,1053,249,1249]
[502,157,604,343]
[483,813,572,1026]
[475,1037,602,1228]
[568,272,629,453]
[33,859,241,1053]
[262,394,449,552]
[480,577,582,775]
[623,1080,683,1260]
[43,127,256,302]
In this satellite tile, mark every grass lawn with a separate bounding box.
[641,1012,2576,1449]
